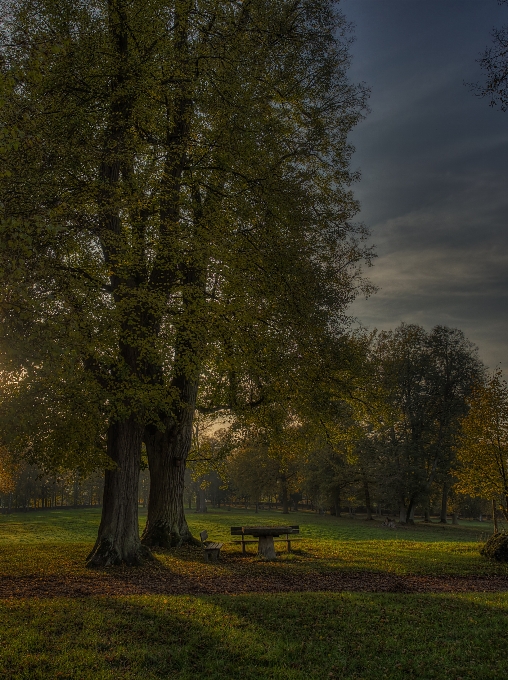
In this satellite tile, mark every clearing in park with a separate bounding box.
[1,507,508,679]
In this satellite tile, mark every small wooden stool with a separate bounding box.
[200,530,223,561]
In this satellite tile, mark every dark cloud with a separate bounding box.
[341,0,508,368]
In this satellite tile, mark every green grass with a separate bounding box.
[187,508,506,576]
[2,593,508,679]
[1,508,508,678]
[0,507,505,577]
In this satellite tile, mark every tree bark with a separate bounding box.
[502,496,508,522]
[492,499,498,533]
[362,471,373,520]
[196,486,207,513]
[440,481,448,524]
[399,501,407,523]
[73,475,79,508]
[406,497,416,525]
[141,415,196,548]
[281,478,289,514]
[87,417,150,567]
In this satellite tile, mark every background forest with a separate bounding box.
[3,321,506,533]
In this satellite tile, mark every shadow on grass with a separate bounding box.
[2,537,508,600]
[1,592,508,679]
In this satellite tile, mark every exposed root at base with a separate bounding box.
[141,520,199,549]
[86,539,153,568]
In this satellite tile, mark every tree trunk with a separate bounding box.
[281,478,289,514]
[502,496,508,522]
[492,499,498,533]
[440,482,448,524]
[141,417,196,548]
[399,501,407,523]
[424,506,430,522]
[87,418,150,567]
[362,472,373,520]
[196,487,207,513]
[73,475,79,508]
[406,497,416,525]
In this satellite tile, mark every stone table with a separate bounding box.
[241,526,295,559]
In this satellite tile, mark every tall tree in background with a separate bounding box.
[0,446,17,499]
[0,1,370,563]
[228,438,278,512]
[455,369,508,521]
[367,325,482,523]
[425,326,484,523]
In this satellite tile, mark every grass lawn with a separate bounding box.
[1,508,508,679]
[0,507,505,578]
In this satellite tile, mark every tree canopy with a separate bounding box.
[455,369,508,520]
[0,0,372,564]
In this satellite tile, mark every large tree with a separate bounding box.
[0,0,370,564]
[366,325,482,523]
[455,369,508,521]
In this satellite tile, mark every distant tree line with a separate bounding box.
[0,464,152,513]
[2,322,506,530]
[186,324,507,526]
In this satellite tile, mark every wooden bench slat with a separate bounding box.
[200,529,223,561]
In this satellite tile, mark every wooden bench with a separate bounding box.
[200,530,223,561]
[277,525,300,552]
[231,525,301,554]
[231,526,258,554]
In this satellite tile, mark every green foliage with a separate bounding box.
[353,324,484,520]
[456,369,508,518]
[480,532,508,562]
[0,0,371,483]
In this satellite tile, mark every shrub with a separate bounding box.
[480,532,508,562]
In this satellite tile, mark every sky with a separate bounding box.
[340,0,508,370]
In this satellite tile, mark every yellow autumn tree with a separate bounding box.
[455,369,508,520]
[0,445,18,495]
